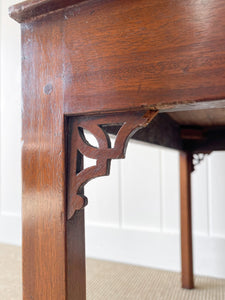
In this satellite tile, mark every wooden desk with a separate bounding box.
[9,0,225,299]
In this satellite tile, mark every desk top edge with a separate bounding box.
[9,0,86,23]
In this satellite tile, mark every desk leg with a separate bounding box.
[66,139,86,299]
[22,132,86,300]
[67,210,86,299]
[21,20,86,299]
[180,152,194,289]
[22,142,86,300]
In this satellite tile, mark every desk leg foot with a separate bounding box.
[180,152,194,289]
[67,210,86,299]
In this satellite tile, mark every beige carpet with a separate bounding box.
[1,244,225,299]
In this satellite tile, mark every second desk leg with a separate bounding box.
[180,151,194,289]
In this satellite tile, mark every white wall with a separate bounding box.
[84,136,225,279]
[0,0,21,245]
[1,0,225,280]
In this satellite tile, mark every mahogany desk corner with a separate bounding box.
[9,0,225,299]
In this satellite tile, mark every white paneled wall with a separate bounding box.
[208,153,225,238]
[1,0,225,280]
[122,142,162,231]
[84,133,225,279]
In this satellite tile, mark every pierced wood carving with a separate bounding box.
[192,153,205,170]
[67,110,157,219]
[191,152,210,172]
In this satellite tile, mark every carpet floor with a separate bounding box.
[1,243,225,299]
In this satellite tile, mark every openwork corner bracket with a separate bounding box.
[67,110,158,219]
[191,153,209,172]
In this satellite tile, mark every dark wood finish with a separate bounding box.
[9,0,225,298]
[180,152,194,289]
[181,128,205,140]
[68,110,157,219]
[66,121,86,299]
[67,211,86,299]
[10,0,225,115]
[182,127,225,153]
[132,114,183,150]
[21,14,67,300]
[62,0,225,114]
[107,113,183,150]
[108,114,225,153]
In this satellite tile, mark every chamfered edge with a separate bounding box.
[9,0,85,23]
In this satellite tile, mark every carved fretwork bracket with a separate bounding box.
[67,110,158,219]
[191,153,209,172]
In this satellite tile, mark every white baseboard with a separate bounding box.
[0,214,21,245]
[86,223,225,279]
[2,216,225,279]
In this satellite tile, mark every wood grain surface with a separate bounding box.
[11,0,225,116]
[10,0,225,298]
[66,119,86,299]
[21,14,67,300]
[61,0,225,114]
[180,152,194,289]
